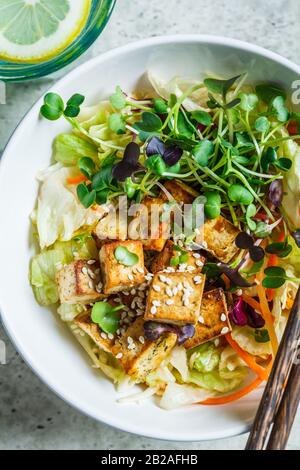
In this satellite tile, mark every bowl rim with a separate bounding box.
[1,34,300,442]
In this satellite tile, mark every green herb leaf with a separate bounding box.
[110,86,127,110]
[204,191,221,219]
[239,93,258,111]
[91,302,123,335]
[254,329,270,343]
[108,113,126,134]
[255,116,270,133]
[191,110,212,126]
[255,83,286,104]
[114,246,139,267]
[78,157,96,179]
[243,259,264,276]
[228,184,254,205]
[77,183,96,208]
[266,242,293,258]
[192,139,214,166]
[273,158,292,171]
[40,92,64,120]
[145,154,167,176]
[246,203,257,231]
[204,75,241,98]
[264,266,286,277]
[177,111,195,137]
[92,164,113,191]
[64,93,85,118]
[261,147,277,172]
[153,98,168,114]
[96,189,109,205]
[124,177,137,199]
[225,98,241,109]
[272,96,290,122]
[235,132,254,148]
[134,112,162,140]
[262,277,286,289]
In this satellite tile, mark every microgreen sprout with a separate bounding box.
[91,302,124,335]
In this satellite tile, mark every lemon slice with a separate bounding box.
[0,0,91,63]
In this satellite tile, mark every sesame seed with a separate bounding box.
[183,281,191,289]
[88,280,94,290]
[220,313,227,322]
[82,267,88,275]
[145,273,154,281]
[108,333,114,340]
[153,300,161,307]
[139,336,145,344]
[214,339,220,347]
[166,299,174,306]
[130,288,137,295]
[127,336,133,343]
[116,353,123,359]
[236,289,243,296]
[151,306,157,315]
[193,253,201,259]
[87,260,96,265]
[88,269,96,279]
[172,287,178,296]
[165,278,173,286]
[196,260,204,267]
[221,327,230,335]
[177,282,183,291]
[159,274,167,283]
[166,287,173,297]
[198,316,205,324]
[128,311,135,318]
[153,285,161,292]
[101,332,107,340]
[114,298,121,303]
[138,291,145,298]
[122,291,130,296]
[128,273,134,281]
[193,276,202,285]
[95,268,100,275]
[136,267,144,274]
[137,309,144,316]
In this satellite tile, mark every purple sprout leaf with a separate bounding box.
[146,136,166,157]
[217,263,254,288]
[269,179,283,207]
[144,321,195,345]
[235,232,254,249]
[249,245,265,262]
[163,145,183,167]
[177,324,196,345]
[112,142,142,182]
[246,307,265,329]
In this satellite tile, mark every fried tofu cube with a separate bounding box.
[137,196,168,252]
[113,317,177,383]
[151,240,205,274]
[144,271,205,326]
[94,210,127,243]
[184,288,232,349]
[99,240,146,295]
[160,180,198,205]
[75,313,115,354]
[202,216,241,263]
[56,260,104,304]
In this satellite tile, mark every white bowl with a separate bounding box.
[1,35,299,442]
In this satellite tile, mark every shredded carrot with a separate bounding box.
[225,334,270,381]
[66,175,88,185]
[242,294,262,314]
[256,271,278,356]
[199,377,263,405]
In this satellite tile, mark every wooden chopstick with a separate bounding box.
[245,288,300,450]
[266,361,300,450]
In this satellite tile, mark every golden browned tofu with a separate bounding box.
[94,210,127,242]
[75,313,115,354]
[144,271,205,326]
[56,260,104,304]
[160,180,198,205]
[99,240,146,295]
[137,196,168,252]
[151,240,205,274]
[184,288,232,349]
[202,216,241,263]
[113,317,177,383]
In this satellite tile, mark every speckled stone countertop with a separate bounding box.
[0,0,299,451]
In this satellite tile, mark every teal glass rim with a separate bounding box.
[0,0,116,82]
